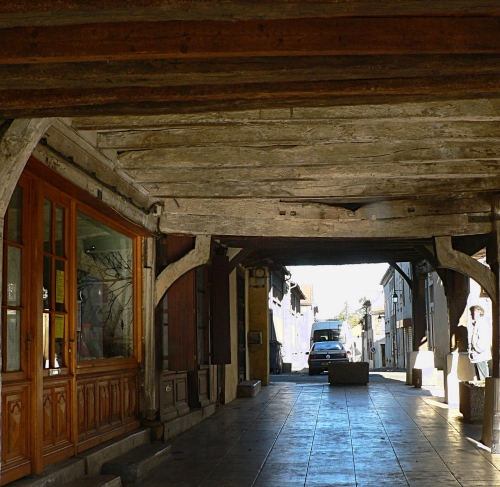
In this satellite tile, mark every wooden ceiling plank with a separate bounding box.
[127,161,500,186]
[158,212,490,238]
[143,176,500,199]
[116,141,500,170]
[99,120,500,150]
[1,17,500,65]
[71,99,500,130]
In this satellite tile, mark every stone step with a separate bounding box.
[101,443,172,483]
[59,475,121,487]
[237,379,261,398]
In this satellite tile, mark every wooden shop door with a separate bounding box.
[1,175,76,484]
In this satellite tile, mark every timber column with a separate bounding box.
[248,268,270,386]
[484,197,500,452]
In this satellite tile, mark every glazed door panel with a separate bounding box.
[40,186,75,468]
[1,178,34,485]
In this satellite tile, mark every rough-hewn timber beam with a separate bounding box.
[2,1,500,28]
[102,120,500,150]
[143,175,500,199]
[3,75,500,119]
[0,118,53,217]
[2,17,500,65]
[155,234,212,306]
[3,54,500,91]
[116,142,500,170]
[160,197,492,221]
[70,99,500,131]
[435,235,496,304]
[390,262,412,288]
[228,248,253,274]
[159,213,490,239]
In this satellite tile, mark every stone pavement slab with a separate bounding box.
[127,372,500,487]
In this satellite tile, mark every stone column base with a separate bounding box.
[444,352,476,405]
[406,351,436,386]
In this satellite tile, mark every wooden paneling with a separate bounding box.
[160,371,189,422]
[2,385,29,465]
[1,384,31,485]
[41,379,74,468]
[76,370,139,451]
[188,368,210,408]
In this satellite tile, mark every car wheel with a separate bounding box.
[308,368,316,376]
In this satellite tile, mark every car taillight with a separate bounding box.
[339,353,346,358]
[310,354,320,359]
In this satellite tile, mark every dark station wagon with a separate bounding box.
[306,340,349,375]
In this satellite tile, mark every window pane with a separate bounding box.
[6,310,21,371]
[55,314,64,368]
[43,256,51,311]
[7,245,22,307]
[55,259,65,312]
[56,205,64,257]
[44,199,52,253]
[7,185,23,243]
[77,212,133,360]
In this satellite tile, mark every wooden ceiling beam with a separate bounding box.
[2,1,500,28]
[161,196,492,220]
[101,120,500,149]
[116,141,500,170]
[159,211,490,238]
[2,54,500,91]
[70,99,500,131]
[128,161,500,188]
[3,74,499,119]
[142,174,500,199]
[1,17,500,65]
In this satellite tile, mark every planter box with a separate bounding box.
[328,362,369,385]
[459,380,485,423]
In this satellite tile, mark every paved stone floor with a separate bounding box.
[133,371,500,487]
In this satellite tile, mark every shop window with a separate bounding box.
[77,212,134,360]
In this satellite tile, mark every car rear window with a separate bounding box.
[313,342,343,351]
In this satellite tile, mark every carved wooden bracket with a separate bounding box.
[435,236,496,305]
[389,261,412,288]
[155,234,212,306]
[0,118,54,217]
[228,248,253,274]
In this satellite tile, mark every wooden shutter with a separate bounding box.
[211,254,231,364]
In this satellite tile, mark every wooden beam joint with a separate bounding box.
[155,234,211,306]
[435,235,496,305]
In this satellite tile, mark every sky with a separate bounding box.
[288,263,389,320]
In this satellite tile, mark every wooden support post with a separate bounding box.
[0,118,54,216]
[483,198,500,452]
[248,268,270,386]
[140,237,158,422]
[411,265,428,352]
[440,269,469,352]
[487,200,500,378]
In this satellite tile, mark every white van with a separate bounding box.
[310,320,360,362]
